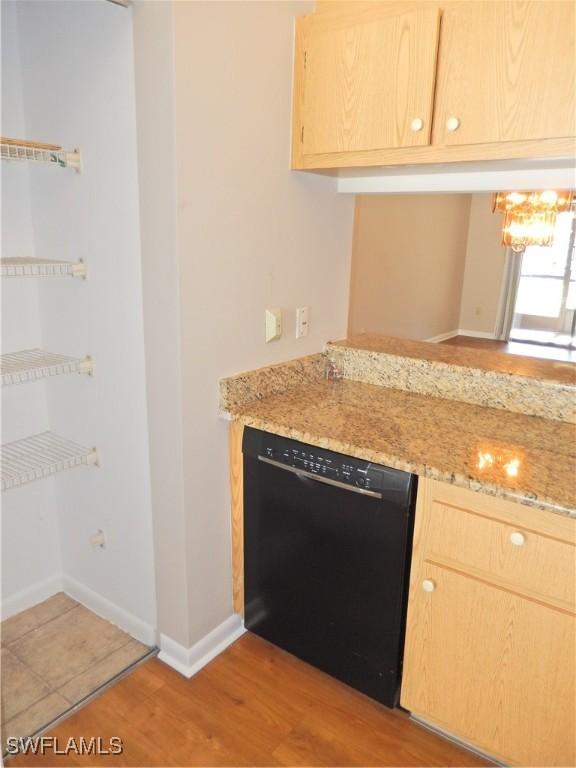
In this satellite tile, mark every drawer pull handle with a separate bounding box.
[422,579,436,593]
[446,116,461,132]
[510,531,526,546]
[410,117,424,133]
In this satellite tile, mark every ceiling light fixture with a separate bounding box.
[492,190,574,252]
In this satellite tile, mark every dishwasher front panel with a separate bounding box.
[243,427,416,707]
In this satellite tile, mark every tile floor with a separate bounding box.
[1,593,151,748]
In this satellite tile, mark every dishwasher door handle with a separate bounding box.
[257,455,383,499]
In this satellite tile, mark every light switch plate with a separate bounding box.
[296,306,309,338]
[265,308,282,342]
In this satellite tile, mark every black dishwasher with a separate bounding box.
[243,427,417,707]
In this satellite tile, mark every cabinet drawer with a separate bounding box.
[424,500,576,612]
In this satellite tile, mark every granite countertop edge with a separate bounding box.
[225,408,576,519]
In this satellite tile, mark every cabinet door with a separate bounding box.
[433,1,576,146]
[402,563,576,767]
[298,7,441,156]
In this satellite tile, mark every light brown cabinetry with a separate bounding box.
[401,479,576,767]
[298,7,440,155]
[292,1,576,170]
[433,2,576,147]
[229,420,244,615]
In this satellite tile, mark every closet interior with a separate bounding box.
[1,0,157,745]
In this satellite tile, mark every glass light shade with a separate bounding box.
[493,189,573,213]
[493,191,527,211]
[493,190,574,251]
[502,209,557,251]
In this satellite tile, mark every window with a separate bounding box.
[511,211,576,347]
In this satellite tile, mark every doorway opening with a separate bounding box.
[509,210,576,349]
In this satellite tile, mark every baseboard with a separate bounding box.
[158,614,245,678]
[410,714,506,766]
[62,574,157,647]
[426,329,498,343]
[425,330,459,343]
[1,574,63,620]
[456,328,497,339]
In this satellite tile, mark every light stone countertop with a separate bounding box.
[326,336,576,423]
[333,334,576,386]
[229,378,576,517]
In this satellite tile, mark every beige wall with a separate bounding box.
[348,194,472,340]
[174,0,354,643]
[459,194,507,335]
[135,1,354,650]
[134,1,190,647]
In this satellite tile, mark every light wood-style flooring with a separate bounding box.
[442,334,576,362]
[8,633,491,767]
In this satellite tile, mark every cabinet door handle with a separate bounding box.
[410,117,424,133]
[510,531,526,546]
[422,579,436,593]
[446,116,461,132]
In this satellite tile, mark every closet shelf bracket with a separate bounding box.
[77,355,95,376]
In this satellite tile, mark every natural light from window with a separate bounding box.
[514,211,575,318]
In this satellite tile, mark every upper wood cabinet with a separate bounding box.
[292,1,576,170]
[433,1,576,147]
[298,7,440,155]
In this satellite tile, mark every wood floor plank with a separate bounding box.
[7,633,492,767]
[441,334,576,363]
[126,694,239,767]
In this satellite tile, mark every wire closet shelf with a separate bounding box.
[0,350,94,386]
[0,258,87,278]
[1,432,99,492]
[1,137,81,172]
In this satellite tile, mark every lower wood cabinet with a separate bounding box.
[401,479,576,766]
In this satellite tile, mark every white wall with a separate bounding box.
[4,0,353,652]
[132,0,190,648]
[346,192,509,342]
[459,193,507,335]
[1,0,62,612]
[348,194,471,340]
[2,1,156,639]
[133,0,354,651]
[173,0,354,643]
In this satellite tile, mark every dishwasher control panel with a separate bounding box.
[260,442,377,490]
[242,427,415,501]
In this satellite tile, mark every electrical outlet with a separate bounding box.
[296,306,309,338]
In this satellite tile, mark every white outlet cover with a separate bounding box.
[265,308,282,342]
